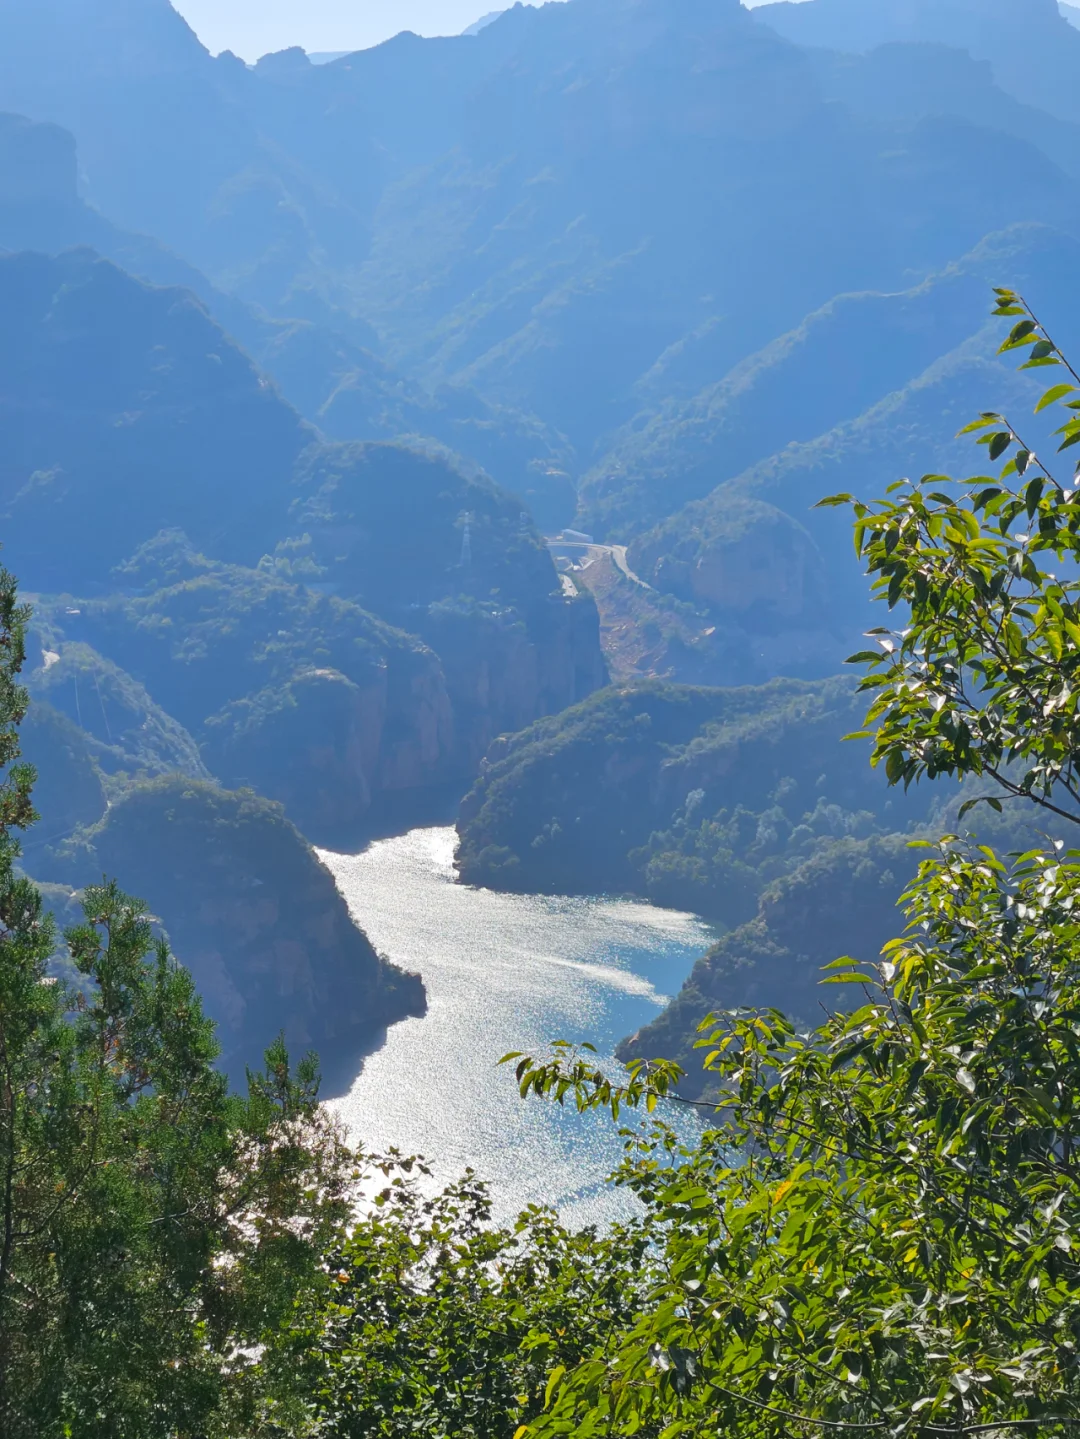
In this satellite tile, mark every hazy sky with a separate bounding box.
[172,0,775,61]
[173,1,539,58]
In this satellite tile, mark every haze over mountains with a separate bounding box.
[1,0,1077,1069]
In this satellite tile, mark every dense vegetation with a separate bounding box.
[8,0,1080,1430]
[0,248,603,848]
[0,556,630,1434]
[456,674,938,920]
[0,560,357,1437]
[7,283,1080,1438]
[498,286,1080,1437]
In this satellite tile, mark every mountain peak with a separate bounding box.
[0,0,210,77]
[755,0,1080,122]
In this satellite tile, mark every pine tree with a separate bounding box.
[0,557,354,1437]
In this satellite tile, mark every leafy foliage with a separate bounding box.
[0,559,358,1437]
[493,290,1080,1439]
[826,288,1080,830]
[508,841,1080,1438]
[276,1159,650,1439]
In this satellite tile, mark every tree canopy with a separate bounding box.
[497,291,1080,1439]
[0,557,358,1437]
[11,289,1080,1439]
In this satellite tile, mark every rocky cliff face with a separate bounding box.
[294,442,609,799]
[422,591,609,773]
[630,495,828,621]
[47,777,426,1087]
[204,660,454,846]
[627,494,842,684]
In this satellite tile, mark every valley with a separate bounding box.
[2,0,1078,1104]
[5,0,1080,1431]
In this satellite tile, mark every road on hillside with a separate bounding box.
[548,538,654,591]
[607,544,653,590]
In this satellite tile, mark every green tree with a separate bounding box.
[276,1158,651,1438]
[500,295,1080,1439]
[0,556,355,1437]
[823,287,1080,829]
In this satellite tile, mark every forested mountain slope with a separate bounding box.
[49,776,426,1080]
[0,249,604,845]
[582,227,1079,676]
[2,0,1078,659]
[0,112,574,524]
[3,0,1080,1101]
[455,676,940,920]
[584,226,1080,538]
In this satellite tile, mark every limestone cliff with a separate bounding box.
[627,493,842,684]
[294,442,609,787]
[48,777,426,1087]
[203,661,453,846]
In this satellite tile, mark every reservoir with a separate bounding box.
[321,826,717,1227]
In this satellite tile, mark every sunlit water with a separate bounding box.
[320,827,717,1227]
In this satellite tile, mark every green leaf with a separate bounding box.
[545,1366,567,1408]
[1003,320,1037,349]
[1010,319,1037,340]
[1036,383,1076,413]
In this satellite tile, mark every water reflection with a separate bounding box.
[321,827,716,1226]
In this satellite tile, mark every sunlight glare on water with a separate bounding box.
[320,827,717,1227]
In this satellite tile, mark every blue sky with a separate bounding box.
[173,0,775,61]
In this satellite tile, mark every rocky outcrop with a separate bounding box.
[48,777,426,1087]
[422,590,609,772]
[295,441,609,788]
[630,495,828,622]
[204,661,454,846]
[626,494,842,684]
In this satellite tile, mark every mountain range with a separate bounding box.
[2,0,1079,1071]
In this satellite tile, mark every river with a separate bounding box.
[321,827,717,1227]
